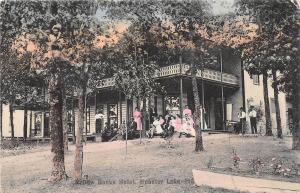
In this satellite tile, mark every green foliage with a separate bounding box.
[1,1,115,99]
[235,0,299,97]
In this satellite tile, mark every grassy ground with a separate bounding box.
[1,134,299,193]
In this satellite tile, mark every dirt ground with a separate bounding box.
[1,134,300,193]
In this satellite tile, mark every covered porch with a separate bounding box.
[90,62,242,133]
[156,76,242,131]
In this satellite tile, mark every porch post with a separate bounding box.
[179,55,183,119]
[220,49,225,131]
[126,97,129,123]
[29,111,33,138]
[42,85,46,138]
[201,57,205,130]
[72,90,76,144]
[95,91,97,132]
[0,99,2,142]
[119,91,122,125]
[84,92,87,144]
[0,69,2,142]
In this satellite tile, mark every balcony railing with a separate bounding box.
[97,64,239,89]
[96,77,115,88]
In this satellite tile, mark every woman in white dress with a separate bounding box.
[187,117,195,137]
[181,114,195,137]
[153,116,164,135]
[181,115,189,134]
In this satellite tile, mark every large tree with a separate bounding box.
[0,54,31,139]
[235,0,299,140]
[3,0,110,182]
[105,0,221,151]
[158,0,214,151]
[275,4,300,148]
[0,1,31,140]
[103,1,168,141]
[113,21,165,141]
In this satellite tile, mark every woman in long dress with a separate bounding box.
[182,114,195,137]
[174,114,182,132]
[153,116,164,134]
[181,114,189,134]
[133,107,142,131]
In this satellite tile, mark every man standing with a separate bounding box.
[249,106,257,134]
[238,107,246,134]
[95,110,104,134]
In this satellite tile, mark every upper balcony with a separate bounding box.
[96,64,239,89]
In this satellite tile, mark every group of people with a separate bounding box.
[100,104,258,142]
[148,105,198,138]
[101,120,120,141]
[237,106,258,134]
[101,105,206,142]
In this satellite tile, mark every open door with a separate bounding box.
[127,99,133,123]
[215,98,226,130]
[43,112,50,137]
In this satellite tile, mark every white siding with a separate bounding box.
[121,100,127,124]
[2,105,24,137]
[74,109,79,135]
[2,104,43,138]
[244,70,290,135]
[157,96,163,116]
[89,106,96,134]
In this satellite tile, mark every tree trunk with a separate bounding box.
[74,86,85,183]
[62,84,68,151]
[0,100,2,143]
[72,97,76,144]
[292,9,300,150]
[292,81,300,150]
[23,88,28,141]
[29,111,32,138]
[191,60,204,152]
[48,74,65,182]
[263,72,272,136]
[142,98,147,138]
[272,70,282,138]
[0,76,2,143]
[9,101,15,139]
[23,106,28,141]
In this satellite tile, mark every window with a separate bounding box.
[108,104,118,126]
[288,108,293,133]
[252,75,260,85]
[85,106,91,133]
[96,104,104,115]
[33,112,42,136]
[165,95,180,115]
[67,110,74,134]
[270,98,276,114]
[44,112,50,137]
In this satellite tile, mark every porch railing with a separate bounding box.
[97,64,239,89]
[96,77,115,88]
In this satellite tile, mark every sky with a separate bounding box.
[210,0,300,15]
[210,0,236,15]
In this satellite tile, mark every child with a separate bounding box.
[153,116,164,135]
